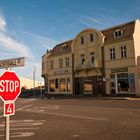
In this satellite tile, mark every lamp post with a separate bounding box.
[33,66,36,97]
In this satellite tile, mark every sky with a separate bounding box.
[0,0,139,82]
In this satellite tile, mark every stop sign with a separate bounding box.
[0,71,21,102]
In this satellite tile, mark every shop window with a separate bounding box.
[84,79,93,94]
[80,54,85,65]
[67,78,71,92]
[117,73,129,92]
[110,74,116,94]
[60,79,66,92]
[121,46,127,58]
[110,48,115,60]
[129,74,135,92]
[50,80,55,92]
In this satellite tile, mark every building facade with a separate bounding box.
[42,19,140,96]
[42,40,73,94]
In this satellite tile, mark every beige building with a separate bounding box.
[42,19,140,96]
[42,40,73,94]
[20,77,43,89]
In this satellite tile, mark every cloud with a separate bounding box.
[22,31,57,49]
[0,15,33,58]
[0,33,33,58]
[85,16,101,23]
[0,16,6,31]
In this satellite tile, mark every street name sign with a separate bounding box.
[0,57,25,69]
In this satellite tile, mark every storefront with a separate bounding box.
[48,69,73,94]
[110,73,135,94]
[75,76,105,95]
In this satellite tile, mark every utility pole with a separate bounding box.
[33,66,36,96]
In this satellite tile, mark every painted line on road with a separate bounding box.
[45,112,108,121]
[27,110,107,121]
[49,104,140,111]
[0,127,40,131]
[16,104,32,111]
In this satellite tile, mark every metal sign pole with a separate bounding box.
[5,67,11,140]
[5,116,10,140]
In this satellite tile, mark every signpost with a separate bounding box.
[0,57,24,140]
[0,57,25,69]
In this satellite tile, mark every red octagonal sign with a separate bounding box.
[0,71,21,102]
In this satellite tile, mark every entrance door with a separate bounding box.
[75,78,83,95]
[98,80,103,95]
[75,78,80,95]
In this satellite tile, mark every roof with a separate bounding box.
[48,39,73,57]
[101,20,135,44]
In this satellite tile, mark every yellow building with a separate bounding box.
[20,77,43,89]
[42,19,140,96]
[42,40,73,94]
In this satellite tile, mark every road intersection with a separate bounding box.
[0,98,140,140]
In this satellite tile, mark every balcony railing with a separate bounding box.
[75,63,98,71]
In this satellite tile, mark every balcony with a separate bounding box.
[75,62,98,71]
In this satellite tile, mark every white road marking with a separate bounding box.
[0,119,46,138]
[45,112,108,121]
[0,127,40,131]
[16,104,32,111]
[43,104,140,111]
[26,109,107,121]
[11,132,34,138]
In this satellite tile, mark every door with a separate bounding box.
[98,80,103,95]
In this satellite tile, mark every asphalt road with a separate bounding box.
[0,98,140,140]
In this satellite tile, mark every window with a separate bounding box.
[50,80,55,92]
[67,78,70,92]
[129,74,135,92]
[65,57,70,67]
[114,29,123,38]
[117,73,129,92]
[80,36,84,44]
[50,60,54,70]
[55,79,58,89]
[60,79,66,92]
[90,34,93,42]
[110,48,115,60]
[121,46,127,58]
[90,52,95,64]
[59,58,63,68]
[84,79,93,94]
[61,44,68,52]
[80,54,85,65]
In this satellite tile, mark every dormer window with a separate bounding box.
[61,44,68,52]
[114,29,123,38]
